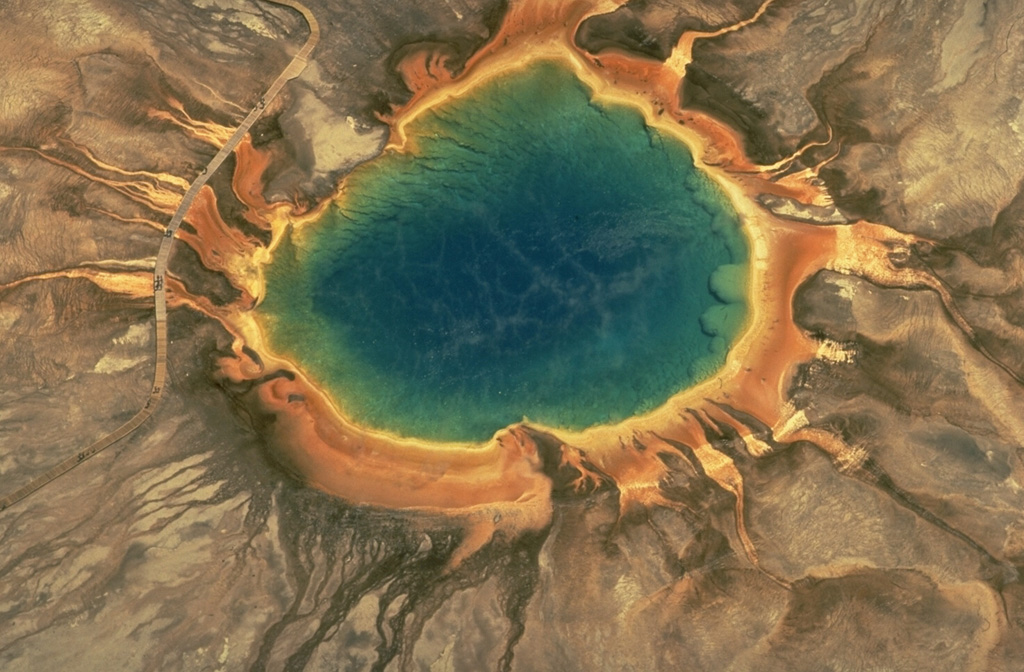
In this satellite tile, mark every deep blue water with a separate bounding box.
[260,61,747,442]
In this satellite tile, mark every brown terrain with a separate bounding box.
[3,0,1024,670]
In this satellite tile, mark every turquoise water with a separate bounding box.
[260,61,748,442]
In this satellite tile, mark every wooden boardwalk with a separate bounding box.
[0,0,320,511]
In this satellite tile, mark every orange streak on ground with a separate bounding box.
[0,266,229,322]
[0,146,181,214]
[59,136,192,191]
[759,122,836,175]
[231,137,277,226]
[0,267,154,299]
[164,274,246,322]
[178,184,264,298]
[665,0,776,79]
[395,46,455,96]
[86,207,164,231]
[149,97,235,147]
